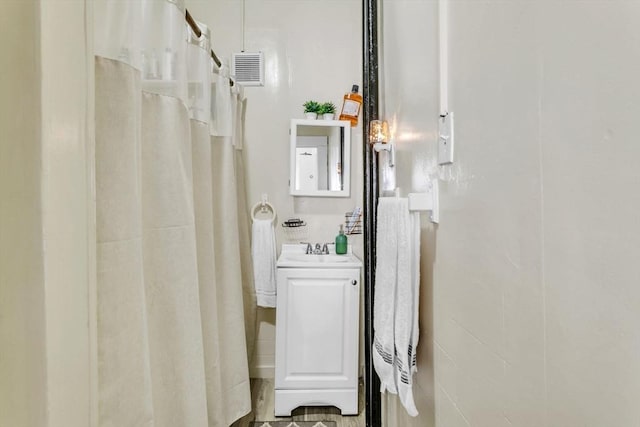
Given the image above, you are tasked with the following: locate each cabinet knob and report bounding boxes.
[351,280,357,286]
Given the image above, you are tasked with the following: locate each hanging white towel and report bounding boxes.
[251,218,277,307]
[396,210,420,416]
[372,197,421,417]
[373,198,404,395]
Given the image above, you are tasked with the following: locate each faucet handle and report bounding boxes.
[302,242,313,254]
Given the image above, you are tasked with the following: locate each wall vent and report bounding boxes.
[232,52,264,86]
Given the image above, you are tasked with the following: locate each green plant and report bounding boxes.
[318,102,336,114]
[303,100,321,113]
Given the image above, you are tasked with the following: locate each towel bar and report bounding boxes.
[408,179,439,224]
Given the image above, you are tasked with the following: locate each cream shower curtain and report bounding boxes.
[94,1,253,425]
[212,68,258,365]
[233,97,257,363]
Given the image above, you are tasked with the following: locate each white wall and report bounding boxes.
[0,2,96,426]
[40,1,97,425]
[187,0,363,377]
[536,3,640,424]
[379,0,439,425]
[382,0,640,426]
[0,2,48,425]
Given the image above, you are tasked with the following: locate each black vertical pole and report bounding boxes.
[363,0,381,426]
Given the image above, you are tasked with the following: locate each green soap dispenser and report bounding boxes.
[335,224,348,255]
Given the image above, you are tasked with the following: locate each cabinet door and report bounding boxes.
[275,268,360,390]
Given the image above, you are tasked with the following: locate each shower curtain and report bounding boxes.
[94,1,253,425]
[212,67,258,365]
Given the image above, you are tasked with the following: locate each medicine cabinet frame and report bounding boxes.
[289,119,351,198]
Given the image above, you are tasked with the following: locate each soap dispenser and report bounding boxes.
[335,224,348,255]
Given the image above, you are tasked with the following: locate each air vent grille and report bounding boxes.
[232,52,264,86]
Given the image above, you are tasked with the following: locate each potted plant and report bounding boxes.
[303,100,321,119]
[319,102,336,120]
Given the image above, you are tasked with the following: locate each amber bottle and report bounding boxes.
[339,84,362,127]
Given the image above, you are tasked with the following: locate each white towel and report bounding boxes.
[251,218,277,307]
[372,197,421,417]
[396,210,420,416]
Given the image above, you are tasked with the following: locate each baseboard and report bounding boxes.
[250,364,275,378]
[274,388,358,416]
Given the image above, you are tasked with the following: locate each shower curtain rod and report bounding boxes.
[185,9,234,86]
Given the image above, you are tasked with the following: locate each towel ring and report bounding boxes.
[251,195,276,223]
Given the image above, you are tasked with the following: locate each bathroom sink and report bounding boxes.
[285,254,350,263]
[277,244,362,268]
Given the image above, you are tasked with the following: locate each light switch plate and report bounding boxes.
[438,112,454,165]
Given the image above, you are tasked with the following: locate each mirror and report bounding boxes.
[289,119,351,197]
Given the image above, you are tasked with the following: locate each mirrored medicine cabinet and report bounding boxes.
[289,119,351,197]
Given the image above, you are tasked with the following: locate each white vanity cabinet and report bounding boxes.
[274,247,362,416]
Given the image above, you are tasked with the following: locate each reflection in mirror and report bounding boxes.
[295,136,329,191]
[290,119,350,197]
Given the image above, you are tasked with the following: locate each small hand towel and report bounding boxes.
[251,218,277,307]
[372,197,421,417]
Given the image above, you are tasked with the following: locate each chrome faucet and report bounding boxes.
[304,242,330,255]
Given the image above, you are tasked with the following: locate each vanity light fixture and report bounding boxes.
[369,119,389,145]
[370,119,395,167]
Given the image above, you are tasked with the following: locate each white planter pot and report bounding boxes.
[304,112,318,120]
[322,113,335,120]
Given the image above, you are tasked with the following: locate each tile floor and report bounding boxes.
[232,378,365,427]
